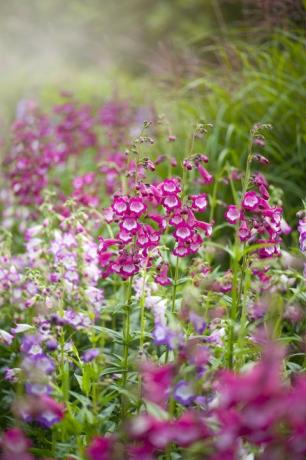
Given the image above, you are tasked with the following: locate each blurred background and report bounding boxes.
[0,0,305,216]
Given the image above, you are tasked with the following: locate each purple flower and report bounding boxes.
[25,383,52,396]
[22,354,55,375]
[173,380,195,406]
[189,311,206,334]
[152,324,183,350]
[82,348,100,363]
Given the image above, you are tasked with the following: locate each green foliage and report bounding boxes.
[154,31,306,220]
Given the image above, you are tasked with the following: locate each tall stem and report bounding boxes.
[139,268,148,351]
[227,131,254,369]
[121,276,133,418]
[172,256,179,314]
[165,256,179,364]
[164,256,180,460]
[138,270,147,410]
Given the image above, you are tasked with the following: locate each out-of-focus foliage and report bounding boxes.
[0,0,305,212]
[156,30,306,219]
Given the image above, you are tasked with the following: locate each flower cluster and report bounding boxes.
[4,101,56,206]
[225,172,289,258]
[54,97,97,160]
[3,97,138,207]
[0,96,304,460]
[98,177,212,279]
[86,345,306,460]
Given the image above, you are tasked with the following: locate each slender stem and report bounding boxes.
[121,276,134,418]
[165,256,180,459]
[165,257,179,365]
[209,176,219,223]
[91,363,99,428]
[172,256,179,314]
[138,269,148,409]
[227,131,254,369]
[236,260,251,369]
[139,270,147,351]
[227,243,240,369]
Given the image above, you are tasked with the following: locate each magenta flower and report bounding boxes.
[155,264,171,286]
[225,205,240,224]
[162,195,181,212]
[160,178,181,195]
[129,197,147,216]
[0,428,34,460]
[238,219,251,241]
[190,194,208,212]
[112,196,129,216]
[86,436,114,460]
[172,411,211,447]
[197,164,214,184]
[174,223,193,242]
[242,191,260,211]
[140,360,173,408]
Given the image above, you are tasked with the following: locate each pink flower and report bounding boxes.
[242,191,260,211]
[183,159,193,170]
[174,223,193,242]
[155,263,171,286]
[174,245,190,257]
[190,194,208,212]
[120,257,139,277]
[238,219,251,241]
[118,229,133,244]
[162,195,181,212]
[259,184,269,200]
[129,197,146,217]
[86,436,114,460]
[225,205,240,224]
[140,360,173,408]
[160,178,181,195]
[112,196,129,216]
[0,428,33,460]
[194,220,213,237]
[173,412,211,447]
[197,164,214,184]
[121,217,139,234]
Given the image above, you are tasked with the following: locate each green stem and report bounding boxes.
[139,270,147,351]
[237,261,251,368]
[165,257,179,365]
[209,176,219,223]
[121,276,134,418]
[227,244,240,369]
[165,257,180,460]
[138,270,148,410]
[172,256,179,314]
[227,131,254,369]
